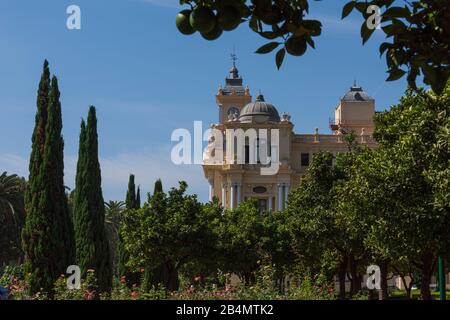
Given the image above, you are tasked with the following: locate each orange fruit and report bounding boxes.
[285,36,307,56]
[189,6,216,33]
[176,10,195,35]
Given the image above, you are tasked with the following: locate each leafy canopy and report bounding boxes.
[176,0,450,94]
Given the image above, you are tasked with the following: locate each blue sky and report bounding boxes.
[0,0,407,202]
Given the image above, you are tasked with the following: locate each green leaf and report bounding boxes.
[303,20,322,37]
[382,6,411,20]
[275,48,286,70]
[385,0,396,8]
[255,42,280,54]
[379,42,392,56]
[342,1,356,19]
[421,65,437,86]
[361,22,376,44]
[407,67,419,91]
[299,0,309,13]
[381,23,396,37]
[355,2,368,14]
[249,16,258,32]
[258,31,279,40]
[386,69,406,81]
[305,36,315,49]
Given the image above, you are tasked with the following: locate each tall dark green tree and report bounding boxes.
[125,174,137,209]
[43,77,75,272]
[22,63,74,295]
[135,186,141,209]
[116,174,140,282]
[73,106,112,292]
[154,179,163,194]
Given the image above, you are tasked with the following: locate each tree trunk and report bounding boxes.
[378,260,388,300]
[420,251,434,300]
[165,262,179,292]
[405,287,412,299]
[349,254,361,296]
[243,272,252,286]
[399,275,412,299]
[338,256,348,299]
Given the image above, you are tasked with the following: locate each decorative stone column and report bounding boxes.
[284,184,290,207]
[221,184,226,206]
[268,197,273,212]
[278,184,283,211]
[208,177,214,202]
[230,183,235,209]
[236,183,242,205]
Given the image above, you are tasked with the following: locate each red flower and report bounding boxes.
[84,290,96,300]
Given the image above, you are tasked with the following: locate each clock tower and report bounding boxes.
[216,58,251,123]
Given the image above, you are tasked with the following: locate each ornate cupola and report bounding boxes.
[331,82,375,135]
[216,53,252,123]
[341,83,374,102]
[239,94,281,123]
[221,55,245,96]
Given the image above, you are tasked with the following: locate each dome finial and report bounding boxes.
[228,48,239,79]
[256,90,265,102]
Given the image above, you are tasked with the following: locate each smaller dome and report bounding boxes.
[342,85,373,102]
[239,94,281,123]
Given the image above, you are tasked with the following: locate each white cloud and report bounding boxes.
[0,154,29,178]
[94,147,208,202]
[0,148,209,203]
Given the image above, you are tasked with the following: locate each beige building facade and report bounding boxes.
[203,64,377,210]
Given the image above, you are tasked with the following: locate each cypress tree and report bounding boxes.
[42,76,75,272]
[154,179,163,194]
[26,60,50,200]
[22,64,74,295]
[22,60,52,294]
[125,174,136,209]
[117,174,140,283]
[73,106,112,292]
[135,186,141,209]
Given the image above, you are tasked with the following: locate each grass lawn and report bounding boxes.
[390,289,450,300]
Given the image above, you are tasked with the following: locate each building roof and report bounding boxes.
[342,84,373,102]
[221,65,245,96]
[239,94,281,123]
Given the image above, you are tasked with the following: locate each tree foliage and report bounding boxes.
[176,0,449,94]
[73,106,112,292]
[22,62,74,295]
[0,172,26,266]
[121,181,217,291]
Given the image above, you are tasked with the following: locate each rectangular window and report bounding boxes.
[301,153,310,167]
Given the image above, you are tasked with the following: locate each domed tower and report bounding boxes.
[239,94,281,123]
[331,83,375,135]
[216,59,252,123]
